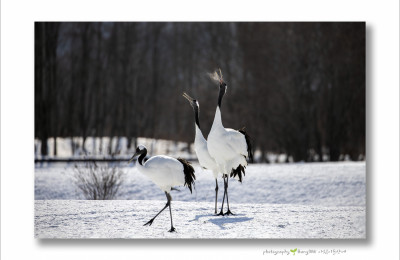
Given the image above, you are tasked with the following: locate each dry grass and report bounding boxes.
[73,161,124,200]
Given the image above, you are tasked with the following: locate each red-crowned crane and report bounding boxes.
[128,145,196,232]
[183,92,221,214]
[207,70,253,215]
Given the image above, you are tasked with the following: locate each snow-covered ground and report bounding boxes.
[35,162,365,207]
[35,200,365,239]
[34,162,366,238]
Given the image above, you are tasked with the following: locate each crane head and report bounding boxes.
[219,81,227,91]
[128,145,147,163]
[218,69,227,91]
[211,69,227,91]
[182,92,199,109]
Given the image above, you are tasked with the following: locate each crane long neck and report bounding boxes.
[194,106,200,129]
[218,86,225,108]
[211,86,226,130]
[194,106,207,142]
[138,149,147,166]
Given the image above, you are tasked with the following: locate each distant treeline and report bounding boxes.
[35,22,365,162]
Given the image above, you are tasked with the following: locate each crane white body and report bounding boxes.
[135,155,186,192]
[207,107,248,178]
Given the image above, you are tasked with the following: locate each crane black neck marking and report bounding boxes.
[218,84,226,108]
[138,149,147,166]
[194,105,200,129]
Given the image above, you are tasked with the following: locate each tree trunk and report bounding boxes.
[40,136,48,156]
[329,146,340,161]
[53,137,57,156]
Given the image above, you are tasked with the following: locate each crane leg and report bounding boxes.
[166,192,176,232]
[214,179,219,214]
[224,177,234,215]
[217,176,227,216]
[144,192,172,230]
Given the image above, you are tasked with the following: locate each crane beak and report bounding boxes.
[218,68,223,84]
[128,152,139,164]
[182,92,193,101]
[182,92,196,107]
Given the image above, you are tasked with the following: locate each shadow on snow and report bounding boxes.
[190,213,254,230]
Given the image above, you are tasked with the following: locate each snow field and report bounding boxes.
[35,162,366,207]
[34,162,366,238]
[34,200,365,239]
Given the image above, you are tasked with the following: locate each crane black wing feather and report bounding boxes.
[238,127,253,163]
[177,158,196,193]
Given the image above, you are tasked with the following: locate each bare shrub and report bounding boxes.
[73,161,124,200]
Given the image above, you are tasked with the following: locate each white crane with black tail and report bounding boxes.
[207,70,253,216]
[183,92,221,214]
[128,145,196,232]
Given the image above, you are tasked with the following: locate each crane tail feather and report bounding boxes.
[177,158,196,193]
[230,164,246,183]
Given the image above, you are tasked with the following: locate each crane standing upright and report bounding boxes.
[183,92,221,214]
[207,70,253,215]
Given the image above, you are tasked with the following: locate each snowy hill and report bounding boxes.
[34,200,365,239]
